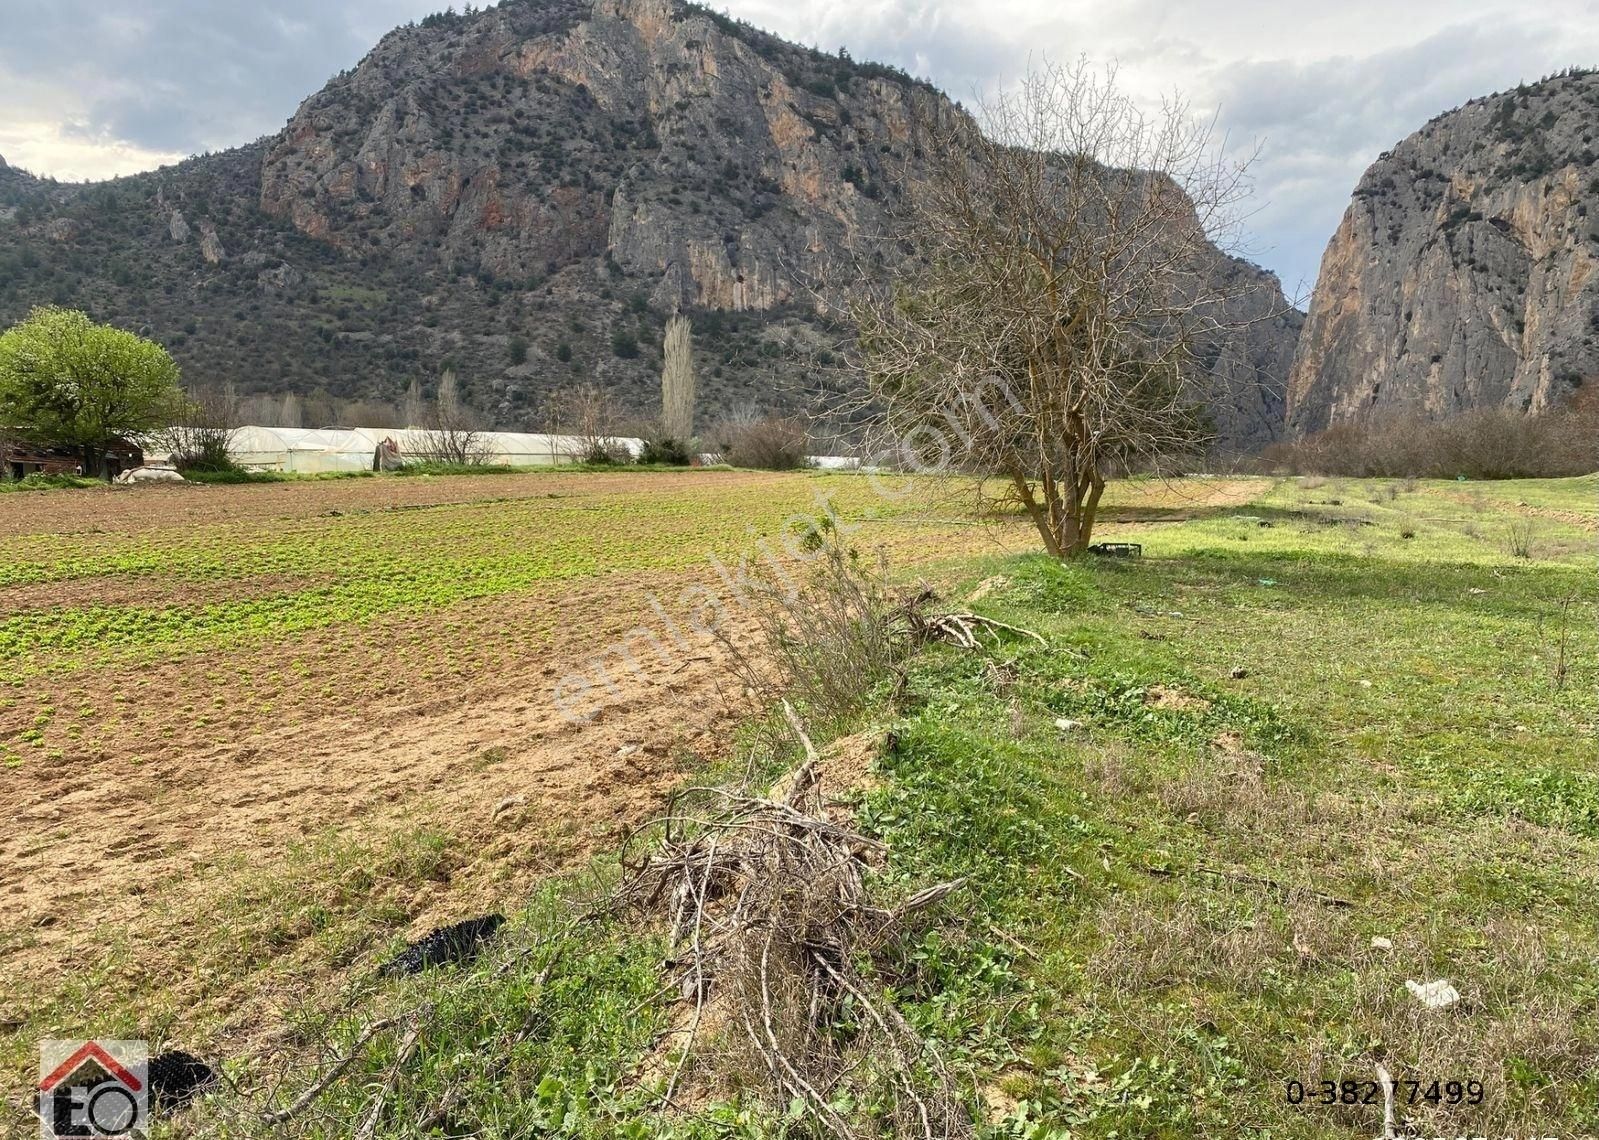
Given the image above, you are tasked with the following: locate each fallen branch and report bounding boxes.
[260,1017,401,1125]
[1135,863,1354,908]
[1192,865,1355,909]
[987,923,1041,961]
[354,1010,427,1140]
[897,587,1045,651]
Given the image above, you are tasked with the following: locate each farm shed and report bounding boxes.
[2,435,144,480]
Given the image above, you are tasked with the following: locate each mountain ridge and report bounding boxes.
[0,0,1300,452]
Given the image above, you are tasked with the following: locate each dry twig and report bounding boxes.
[259,1017,401,1125]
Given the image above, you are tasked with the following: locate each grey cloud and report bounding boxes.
[1203,20,1585,292]
[0,0,432,154]
[2,0,1595,292]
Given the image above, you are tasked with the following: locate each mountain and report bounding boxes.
[1287,70,1599,435]
[0,0,1299,451]
[0,152,41,199]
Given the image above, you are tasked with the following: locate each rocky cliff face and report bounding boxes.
[256,0,952,317]
[0,0,1298,450]
[1288,71,1599,434]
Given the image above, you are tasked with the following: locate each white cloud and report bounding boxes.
[0,121,185,183]
[719,0,1599,292]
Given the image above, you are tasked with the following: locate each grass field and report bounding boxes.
[0,470,1593,1137]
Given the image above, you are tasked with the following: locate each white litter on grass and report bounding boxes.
[1054,718,1084,732]
[115,466,185,484]
[1358,679,1373,688]
[1405,979,1460,1009]
[1371,936,1394,951]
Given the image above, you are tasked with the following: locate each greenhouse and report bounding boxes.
[213,427,644,473]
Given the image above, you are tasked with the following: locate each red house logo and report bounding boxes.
[37,1039,148,1138]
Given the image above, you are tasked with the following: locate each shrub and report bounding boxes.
[1262,391,1598,479]
[715,525,904,729]
[581,441,631,465]
[717,415,811,470]
[1504,519,1537,559]
[638,434,693,465]
[0,472,102,493]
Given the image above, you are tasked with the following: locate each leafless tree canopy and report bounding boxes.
[853,59,1264,556]
[1262,388,1599,479]
[402,376,425,430]
[278,393,303,429]
[708,411,812,470]
[546,382,630,464]
[156,382,242,472]
[403,369,490,465]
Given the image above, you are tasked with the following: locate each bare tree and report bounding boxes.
[852,59,1261,556]
[402,376,425,429]
[156,382,241,472]
[712,412,812,470]
[278,392,303,429]
[404,369,490,465]
[662,311,696,443]
[547,382,628,464]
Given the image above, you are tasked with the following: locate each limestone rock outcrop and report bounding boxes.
[1288,70,1599,434]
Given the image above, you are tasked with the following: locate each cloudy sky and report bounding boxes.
[1,0,1595,298]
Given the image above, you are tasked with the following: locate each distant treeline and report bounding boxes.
[1261,389,1597,480]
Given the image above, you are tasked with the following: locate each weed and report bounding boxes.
[1504,519,1538,559]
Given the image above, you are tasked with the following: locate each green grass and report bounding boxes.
[0,472,913,674]
[196,480,1597,1135]
[859,474,1596,1137]
[181,468,377,485]
[10,475,1596,1139]
[0,472,104,492]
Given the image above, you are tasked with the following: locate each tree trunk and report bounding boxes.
[1055,474,1106,557]
[81,445,107,481]
[1008,470,1062,558]
[1078,476,1106,552]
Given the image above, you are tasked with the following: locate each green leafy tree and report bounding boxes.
[0,307,182,477]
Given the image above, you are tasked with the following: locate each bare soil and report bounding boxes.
[0,471,1042,1068]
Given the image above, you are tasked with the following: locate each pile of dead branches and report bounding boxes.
[613,721,972,1140]
[894,586,1046,652]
